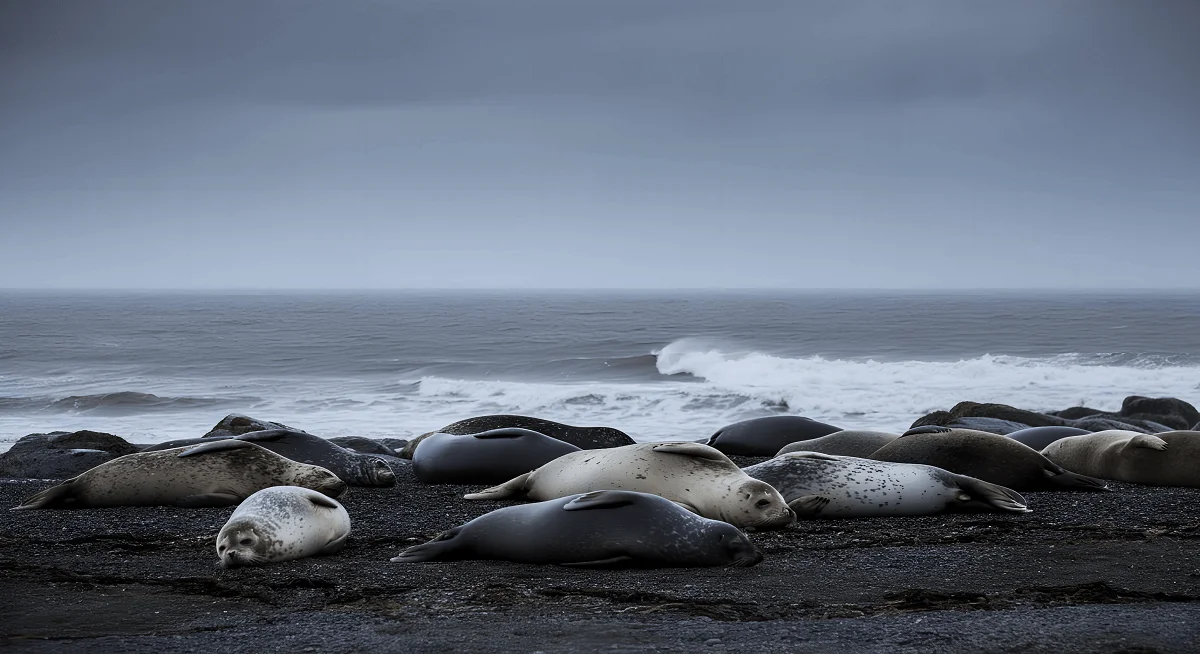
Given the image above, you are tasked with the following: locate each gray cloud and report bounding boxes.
[2,0,1197,289]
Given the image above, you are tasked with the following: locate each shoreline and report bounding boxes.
[3,459,1199,653]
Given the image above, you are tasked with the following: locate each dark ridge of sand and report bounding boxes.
[2,461,1199,653]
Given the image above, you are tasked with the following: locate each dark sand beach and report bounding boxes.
[3,458,1198,654]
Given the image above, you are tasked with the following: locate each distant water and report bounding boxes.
[1,291,1198,450]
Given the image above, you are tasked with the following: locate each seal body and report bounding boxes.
[1006,426,1091,451]
[217,486,351,567]
[776,430,899,458]
[14,440,347,509]
[412,428,581,484]
[743,452,1029,517]
[870,427,1108,492]
[708,416,842,456]
[146,429,396,487]
[1041,430,1200,487]
[464,442,794,530]
[392,490,763,567]
[402,415,635,457]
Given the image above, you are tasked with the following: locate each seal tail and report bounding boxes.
[463,472,532,501]
[12,479,79,510]
[389,527,463,563]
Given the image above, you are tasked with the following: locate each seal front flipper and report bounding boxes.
[560,556,635,568]
[318,532,349,555]
[651,442,732,463]
[177,439,256,458]
[562,491,637,511]
[902,426,952,437]
[12,478,81,510]
[176,492,244,507]
[463,472,532,501]
[1129,434,1169,451]
[787,495,831,517]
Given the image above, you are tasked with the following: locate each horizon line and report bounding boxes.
[1,287,1198,293]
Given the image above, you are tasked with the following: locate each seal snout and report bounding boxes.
[320,476,349,498]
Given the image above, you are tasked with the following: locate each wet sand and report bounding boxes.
[2,460,1199,653]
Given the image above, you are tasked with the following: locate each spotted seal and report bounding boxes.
[13,440,347,509]
[744,452,1029,517]
[464,442,794,530]
[217,485,351,567]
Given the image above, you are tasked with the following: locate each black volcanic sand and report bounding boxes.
[3,459,1200,653]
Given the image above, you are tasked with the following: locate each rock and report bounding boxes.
[1053,406,1106,420]
[912,402,1065,430]
[1119,396,1200,430]
[202,414,304,438]
[328,436,398,457]
[380,438,410,454]
[911,401,1173,435]
[0,430,140,479]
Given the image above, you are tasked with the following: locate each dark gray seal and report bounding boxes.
[776,430,898,458]
[145,429,397,487]
[707,416,843,457]
[0,430,141,479]
[1006,426,1091,451]
[391,489,763,567]
[870,427,1108,492]
[13,440,347,509]
[327,436,398,457]
[412,428,581,484]
[400,415,635,458]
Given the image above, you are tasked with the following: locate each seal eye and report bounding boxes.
[239,538,253,546]
[755,499,771,508]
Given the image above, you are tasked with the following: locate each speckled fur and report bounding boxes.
[217,486,351,567]
[743,452,1029,517]
[393,490,762,567]
[14,441,347,509]
[464,442,794,530]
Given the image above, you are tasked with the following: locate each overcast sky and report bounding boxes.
[1,1,1197,289]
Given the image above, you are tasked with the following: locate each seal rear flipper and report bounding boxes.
[787,495,831,517]
[463,472,532,501]
[952,475,1030,513]
[178,440,256,458]
[562,491,637,511]
[651,442,732,463]
[175,492,244,507]
[560,556,635,568]
[390,527,464,563]
[1042,468,1110,492]
[1129,434,1169,451]
[234,429,296,443]
[12,479,80,510]
[308,493,341,509]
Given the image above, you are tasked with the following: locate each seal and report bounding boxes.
[1041,429,1200,487]
[13,440,347,510]
[743,452,1029,517]
[776,430,899,458]
[412,428,581,484]
[1006,426,1091,451]
[400,415,635,458]
[328,436,398,457]
[392,490,763,567]
[869,427,1108,492]
[707,416,842,457]
[463,442,795,530]
[217,485,351,567]
[145,429,397,487]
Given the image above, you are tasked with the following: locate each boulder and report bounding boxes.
[1119,396,1200,430]
[911,400,1177,435]
[0,430,140,479]
[202,414,304,438]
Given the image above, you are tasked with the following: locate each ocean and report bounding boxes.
[1,290,1198,450]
